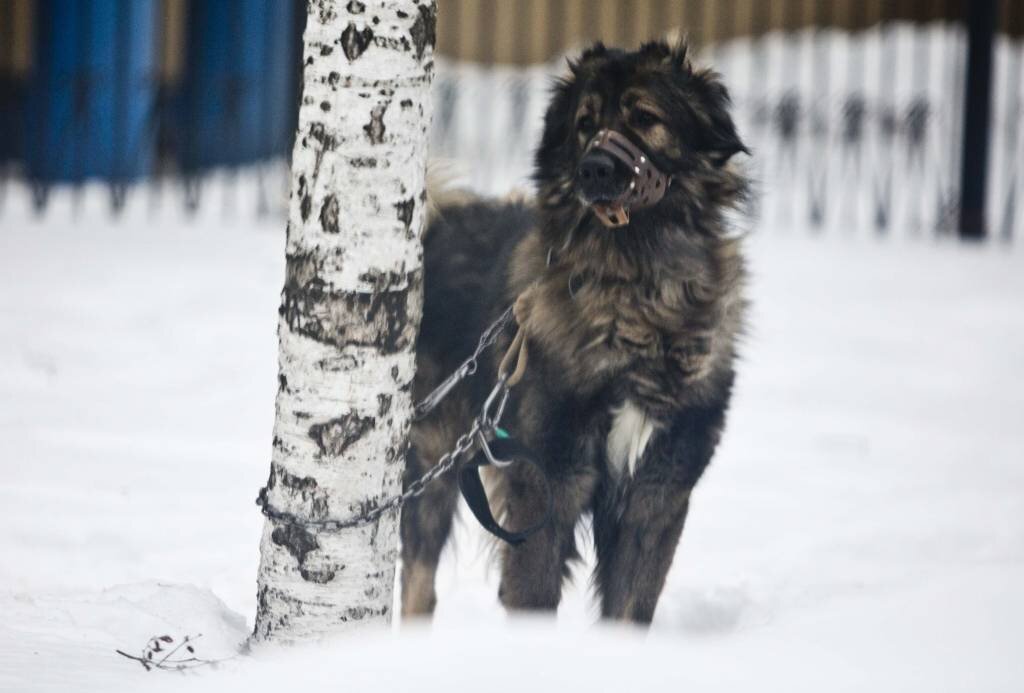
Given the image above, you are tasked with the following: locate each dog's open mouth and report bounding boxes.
[592,201,630,228]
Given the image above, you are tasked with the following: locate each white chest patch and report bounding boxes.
[606,401,659,479]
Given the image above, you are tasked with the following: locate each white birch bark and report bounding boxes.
[252,0,435,643]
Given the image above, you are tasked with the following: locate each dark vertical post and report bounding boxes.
[958,0,996,240]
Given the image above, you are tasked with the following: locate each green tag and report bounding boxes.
[494,427,510,439]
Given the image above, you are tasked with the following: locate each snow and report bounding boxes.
[2,175,1022,691]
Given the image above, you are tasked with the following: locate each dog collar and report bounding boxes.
[586,129,671,227]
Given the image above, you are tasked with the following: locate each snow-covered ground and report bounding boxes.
[1,180,1023,691]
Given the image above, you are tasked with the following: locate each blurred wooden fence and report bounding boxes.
[1,0,1020,238]
[431,0,1023,240]
[435,0,1024,65]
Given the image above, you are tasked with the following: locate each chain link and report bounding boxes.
[412,305,514,421]
[256,306,516,532]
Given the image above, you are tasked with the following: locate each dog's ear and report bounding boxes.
[579,42,607,63]
[640,40,672,62]
[638,37,688,69]
[641,39,689,70]
[568,42,608,77]
[691,70,749,165]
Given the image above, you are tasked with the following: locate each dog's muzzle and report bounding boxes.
[582,129,671,228]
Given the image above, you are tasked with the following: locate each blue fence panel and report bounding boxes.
[0,79,23,163]
[178,0,298,171]
[260,0,301,160]
[24,0,159,183]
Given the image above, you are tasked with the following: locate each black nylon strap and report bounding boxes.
[458,437,553,545]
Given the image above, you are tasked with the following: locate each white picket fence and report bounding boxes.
[431,23,1022,240]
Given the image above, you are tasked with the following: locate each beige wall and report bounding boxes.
[2,1,1020,76]
[0,0,33,76]
[0,0,186,79]
[438,0,1021,65]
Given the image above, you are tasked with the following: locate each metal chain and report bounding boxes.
[411,304,515,421]
[257,421,481,531]
[256,305,516,532]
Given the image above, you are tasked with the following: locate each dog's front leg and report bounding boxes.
[594,475,692,624]
[594,402,728,624]
[498,461,596,613]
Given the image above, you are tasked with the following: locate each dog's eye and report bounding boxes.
[631,108,660,129]
[576,114,596,133]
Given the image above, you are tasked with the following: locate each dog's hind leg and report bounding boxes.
[400,428,460,619]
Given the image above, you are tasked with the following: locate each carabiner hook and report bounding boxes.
[475,429,515,468]
[480,375,510,432]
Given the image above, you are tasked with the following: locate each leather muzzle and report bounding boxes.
[585,129,671,227]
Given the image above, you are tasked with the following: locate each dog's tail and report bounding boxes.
[425,159,477,231]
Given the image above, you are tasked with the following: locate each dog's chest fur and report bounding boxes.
[606,400,659,478]
[508,230,741,418]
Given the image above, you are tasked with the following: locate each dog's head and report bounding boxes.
[535,40,748,229]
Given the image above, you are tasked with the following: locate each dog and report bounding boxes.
[401,39,749,624]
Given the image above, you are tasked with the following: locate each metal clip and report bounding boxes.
[476,428,515,468]
[413,360,476,421]
[480,375,510,432]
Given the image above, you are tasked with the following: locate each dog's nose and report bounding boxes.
[577,150,626,201]
[578,151,616,184]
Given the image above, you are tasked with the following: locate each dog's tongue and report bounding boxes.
[593,202,629,228]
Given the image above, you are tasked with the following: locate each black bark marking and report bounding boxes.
[266,463,330,519]
[281,252,322,326]
[394,197,415,235]
[358,268,412,291]
[304,123,337,208]
[346,0,365,13]
[377,393,392,417]
[365,290,412,352]
[320,45,333,56]
[339,605,387,622]
[400,98,413,109]
[271,524,317,567]
[341,23,373,61]
[410,4,437,60]
[271,522,335,583]
[320,194,340,234]
[309,413,375,457]
[299,567,336,583]
[308,122,337,149]
[298,175,311,222]
[320,101,331,112]
[315,3,337,25]
[328,71,341,88]
[363,101,389,144]
[372,35,411,53]
[281,255,419,353]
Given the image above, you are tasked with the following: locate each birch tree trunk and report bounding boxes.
[252,0,435,643]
